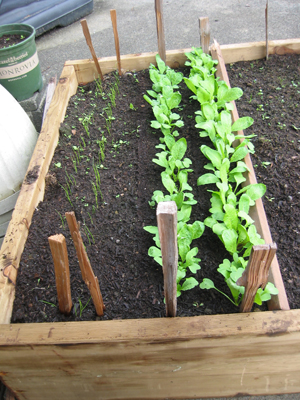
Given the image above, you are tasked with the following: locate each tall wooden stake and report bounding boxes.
[48,234,72,315]
[155,0,166,62]
[265,0,269,60]
[156,201,178,317]
[237,243,277,313]
[110,9,122,76]
[65,212,104,316]
[199,17,210,54]
[80,19,103,80]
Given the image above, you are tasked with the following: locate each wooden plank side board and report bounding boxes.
[219,38,300,64]
[210,41,290,312]
[1,310,300,399]
[0,66,78,325]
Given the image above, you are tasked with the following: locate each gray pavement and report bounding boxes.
[34,1,300,399]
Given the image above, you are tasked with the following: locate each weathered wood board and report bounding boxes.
[0,38,300,400]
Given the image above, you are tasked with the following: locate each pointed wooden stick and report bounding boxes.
[110,9,122,76]
[80,18,103,80]
[65,212,104,316]
[48,234,72,315]
[157,201,178,317]
[265,0,269,60]
[237,243,277,313]
[155,0,166,62]
[199,17,210,54]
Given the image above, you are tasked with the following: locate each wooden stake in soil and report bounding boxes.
[265,0,269,60]
[65,211,104,316]
[48,234,72,315]
[237,243,277,313]
[110,9,122,76]
[156,201,178,317]
[155,0,166,62]
[199,17,210,54]
[80,19,103,80]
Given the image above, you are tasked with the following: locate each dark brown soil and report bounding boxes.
[227,54,300,309]
[10,53,300,324]
[0,34,27,49]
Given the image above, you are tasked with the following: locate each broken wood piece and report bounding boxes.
[237,243,277,313]
[80,18,103,80]
[199,17,210,54]
[156,201,178,317]
[65,211,104,316]
[155,0,166,62]
[110,9,122,76]
[265,0,269,60]
[48,234,72,315]
[42,75,57,125]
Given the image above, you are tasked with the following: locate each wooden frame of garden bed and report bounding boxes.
[0,38,300,400]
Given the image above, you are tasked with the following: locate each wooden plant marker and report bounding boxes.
[199,17,210,54]
[65,211,104,316]
[265,0,269,60]
[155,0,166,62]
[156,201,178,317]
[110,9,122,76]
[237,243,277,313]
[48,234,72,315]
[80,18,103,80]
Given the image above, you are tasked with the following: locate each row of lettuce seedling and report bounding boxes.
[145,49,278,307]
[143,55,205,297]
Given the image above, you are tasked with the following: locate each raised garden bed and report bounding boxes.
[0,38,300,400]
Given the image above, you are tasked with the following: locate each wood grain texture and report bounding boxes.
[0,66,78,325]
[48,234,72,314]
[80,19,103,80]
[238,244,277,312]
[199,17,210,54]
[157,201,178,317]
[65,212,104,316]
[110,9,122,75]
[1,310,300,399]
[155,0,166,62]
[210,40,290,312]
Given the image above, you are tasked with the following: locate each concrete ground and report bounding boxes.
[18,1,300,399]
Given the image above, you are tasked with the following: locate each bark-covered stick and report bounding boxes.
[199,17,210,54]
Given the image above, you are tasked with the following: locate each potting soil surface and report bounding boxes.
[11,53,300,323]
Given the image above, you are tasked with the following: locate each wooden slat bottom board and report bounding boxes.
[1,310,300,399]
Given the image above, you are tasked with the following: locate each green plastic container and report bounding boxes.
[0,24,43,101]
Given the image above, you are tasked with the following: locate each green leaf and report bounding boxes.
[148,246,161,258]
[200,278,215,290]
[201,145,222,169]
[171,192,184,209]
[202,103,215,121]
[183,77,197,95]
[197,173,220,186]
[217,259,232,279]
[218,86,243,103]
[222,229,238,254]
[177,204,192,223]
[246,183,266,201]
[161,171,176,194]
[167,93,182,110]
[189,263,201,273]
[151,120,161,129]
[231,116,254,132]
[230,146,249,163]
[171,138,187,161]
[181,277,198,291]
[223,204,238,231]
[197,87,211,103]
[144,226,159,235]
[164,133,176,151]
[190,220,205,240]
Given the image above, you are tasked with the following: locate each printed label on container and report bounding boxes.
[0,52,39,79]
